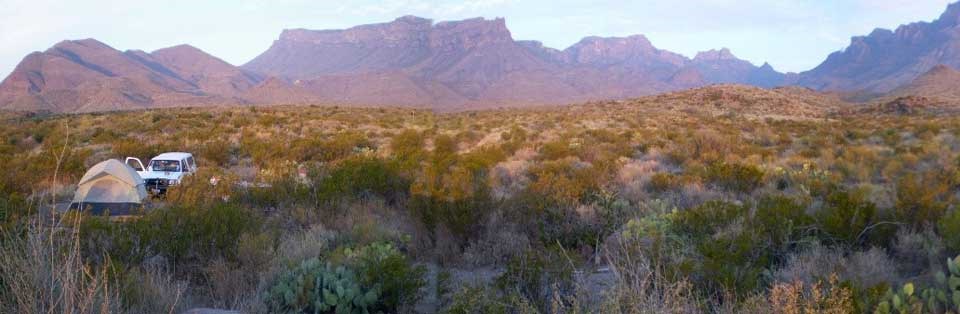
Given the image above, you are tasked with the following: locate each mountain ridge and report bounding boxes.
[14,4,960,113]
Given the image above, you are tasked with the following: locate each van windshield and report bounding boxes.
[150,160,180,172]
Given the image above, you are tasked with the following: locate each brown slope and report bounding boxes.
[0,40,295,112]
[0,39,234,112]
[150,44,264,98]
[890,64,960,100]
[847,64,960,115]
[630,84,842,119]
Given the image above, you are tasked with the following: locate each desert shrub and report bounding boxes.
[538,140,577,161]
[753,196,815,258]
[892,227,946,275]
[495,249,575,312]
[317,156,409,204]
[82,203,261,270]
[390,129,425,171]
[938,209,960,254]
[408,188,493,245]
[670,198,817,296]
[817,189,882,246]
[118,267,188,313]
[0,192,27,229]
[165,168,237,207]
[527,158,601,205]
[462,223,531,267]
[647,172,680,193]
[199,139,233,166]
[291,133,370,163]
[237,175,314,209]
[443,284,509,314]
[895,173,949,228]
[764,274,855,314]
[703,161,765,193]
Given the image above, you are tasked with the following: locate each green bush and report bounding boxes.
[347,242,426,311]
[81,203,261,268]
[266,242,424,313]
[817,189,880,246]
[264,258,379,314]
[938,209,960,253]
[671,201,768,294]
[317,157,409,203]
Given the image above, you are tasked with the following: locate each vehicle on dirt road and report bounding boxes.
[125,152,197,195]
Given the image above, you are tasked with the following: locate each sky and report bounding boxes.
[0,0,955,77]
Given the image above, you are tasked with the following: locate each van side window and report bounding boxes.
[187,157,196,171]
[181,159,191,172]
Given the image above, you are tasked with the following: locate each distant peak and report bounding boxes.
[434,16,507,31]
[394,15,432,24]
[694,48,737,61]
[154,44,203,54]
[867,28,894,38]
[573,34,653,48]
[924,64,958,75]
[54,38,111,49]
[431,17,512,43]
[939,1,960,25]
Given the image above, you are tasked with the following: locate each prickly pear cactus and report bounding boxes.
[264,258,380,314]
[875,255,960,314]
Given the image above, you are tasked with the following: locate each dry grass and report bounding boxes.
[0,214,124,314]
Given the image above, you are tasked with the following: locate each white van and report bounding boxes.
[125,152,197,194]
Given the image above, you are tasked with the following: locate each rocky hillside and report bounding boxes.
[0,39,266,112]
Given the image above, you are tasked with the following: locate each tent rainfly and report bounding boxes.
[71,159,148,215]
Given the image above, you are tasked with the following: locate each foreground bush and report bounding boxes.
[265,242,425,313]
[80,203,261,270]
[1,216,123,313]
[264,258,379,314]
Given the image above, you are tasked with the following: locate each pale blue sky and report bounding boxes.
[0,0,954,77]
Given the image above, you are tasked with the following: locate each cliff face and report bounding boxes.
[238,16,782,110]
[798,2,960,94]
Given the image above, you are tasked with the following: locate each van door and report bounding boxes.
[125,157,146,176]
[187,156,197,173]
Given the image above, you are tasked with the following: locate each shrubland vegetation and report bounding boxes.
[1,100,959,313]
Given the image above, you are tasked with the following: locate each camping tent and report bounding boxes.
[71,159,148,215]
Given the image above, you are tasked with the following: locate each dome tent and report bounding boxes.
[70,159,148,215]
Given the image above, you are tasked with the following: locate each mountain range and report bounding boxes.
[4,2,960,113]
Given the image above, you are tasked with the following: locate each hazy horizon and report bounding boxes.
[0,0,954,79]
